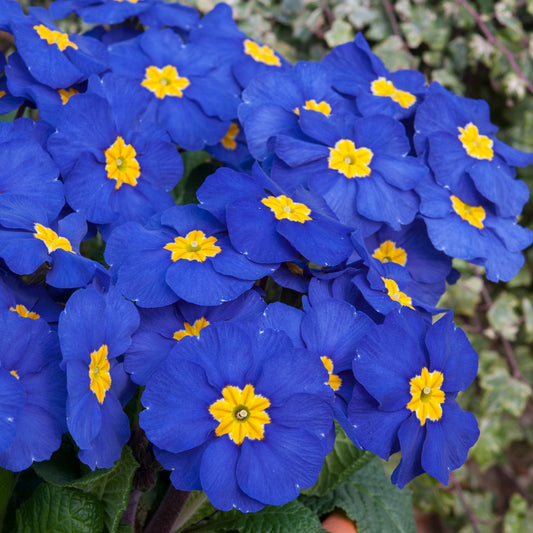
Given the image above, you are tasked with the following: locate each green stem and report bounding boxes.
[144,486,190,533]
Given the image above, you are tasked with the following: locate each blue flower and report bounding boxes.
[260,298,373,446]
[238,61,356,161]
[105,204,276,307]
[198,164,355,267]
[322,33,427,120]
[348,310,479,488]
[125,289,266,385]
[271,111,427,229]
[108,28,239,150]
[414,82,532,217]
[189,3,290,91]
[417,173,533,282]
[58,282,139,469]
[140,322,334,511]
[0,310,66,471]
[0,53,25,115]
[47,73,183,236]
[9,7,108,89]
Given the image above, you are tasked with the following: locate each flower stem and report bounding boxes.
[144,486,190,533]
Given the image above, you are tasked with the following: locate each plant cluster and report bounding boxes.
[0,1,532,532]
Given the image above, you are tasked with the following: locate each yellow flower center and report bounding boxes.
[220,123,240,150]
[209,384,271,445]
[164,230,221,262]
[406,367,445,425]
[321,356,342,391]
[104,136,140,190]
[287,262,304,276]
[33,25,78,51]
[328,139,373,179]
[0,91,6,99]
[381,277,414,309]
[372,240,407,266]
[173,317,210,341]
[370,77,416,109]
[243,39,281,66]
[10,369,19,380]
[9,304,40,320]
[141,65,190,99]
[58,88,79,105]
[261,195,312,223]
[114,0,142,3]
[293,99,332,117]
[33,223,75,254]
[450,195,486,230]
[457,123,494,161]
[89,344,111,404]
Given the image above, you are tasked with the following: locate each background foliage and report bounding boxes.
[4,1,533,532]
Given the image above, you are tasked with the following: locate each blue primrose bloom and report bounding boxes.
[108,28,239,150]
[414,83,533,218]
[48,74,182,236]
[321,33,427,120]
[140,321,335,512]
[260,299,374,445]
[238,61,356,161]
[0,54,25,115]
[58,283,139,469]
[0,199,101,289]
[198,165,355,267]
[105,204,277,308]
[189,2,291,91]
[271,110,427,230]
[124,288,266,386]
[206,119,254,172]
[0,310,66,471]
[417,174,533,282]
[348,309,480,488]
[9,7,108,89]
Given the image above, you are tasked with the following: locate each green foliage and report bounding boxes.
[15,484,104,533]
[302,424,374,497]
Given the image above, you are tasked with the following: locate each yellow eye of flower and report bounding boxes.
[450,195,486,230]
[321,356,342,391]
[33,223,75,254]
[370,77,416,109]
[104,136,140,190]
[89,344,111,404]
[164,230,221,262]
[58,88,79,105]
[372,240,407,266]
[173,317,210,341]
[209,384,271,445]
[33,24,78,51]
[220,123,240,150]
[9,304,40,320]
[293,99,332,117]
[0,91,6,99]
[141,65,190,99]
[10,369,19,380]
[406,367,445,425]
[457,123,494,161]
[328,139,373,179]
[381,277,414,309]
[243,39,281,66]
[261,195,312,223]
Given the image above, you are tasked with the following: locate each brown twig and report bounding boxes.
[380,0,412,60]
[455,0,533,95]
[450,472,481,533]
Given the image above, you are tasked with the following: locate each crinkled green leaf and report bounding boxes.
[333,458,416,533]
[192,500,322,533]
[69,446,138,533]
[302,424,374,497]
[16,484,104,533]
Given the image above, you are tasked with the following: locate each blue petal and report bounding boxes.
[0,369,25,453]
[391,414,426,488]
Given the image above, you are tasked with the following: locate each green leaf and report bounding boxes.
[192,500,322,533]
[480,366,531,417]
[302,424,374,497]
[69,446,139,533]
[334,458,416,533]
[0,467,14,527]
[503,494,533,533]
[324,19,355,48]
[373,36,417,71]
[175,492,215,532]
[15,484,104,533]
[487,292,521,341]
[438,275,483,317]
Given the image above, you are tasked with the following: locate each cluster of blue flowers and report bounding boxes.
[0,0,531,513]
